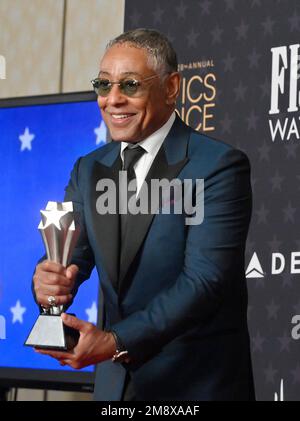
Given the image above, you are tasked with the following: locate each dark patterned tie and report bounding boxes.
[120,145,146,249]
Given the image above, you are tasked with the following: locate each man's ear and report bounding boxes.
[165,72,181,105]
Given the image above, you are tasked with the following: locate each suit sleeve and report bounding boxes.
[111,148,252,363]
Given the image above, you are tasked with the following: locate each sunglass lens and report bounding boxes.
[121,79,139,96]
[95,79,111,96]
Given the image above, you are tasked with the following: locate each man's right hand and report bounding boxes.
[33,261,79,308]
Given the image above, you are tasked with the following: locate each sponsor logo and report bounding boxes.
[246,252,264,278]
[176,59,216,132]
[246,251,300,277]
[269,44,300,142]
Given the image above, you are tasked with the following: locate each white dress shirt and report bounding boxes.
[120,112,176,194]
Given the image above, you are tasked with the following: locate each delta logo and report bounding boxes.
[245,252,264,278]
[246,252,300,278]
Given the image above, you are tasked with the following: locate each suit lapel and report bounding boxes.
[90,143,121,291]
[118,116,190,293]
[90,117,191,295]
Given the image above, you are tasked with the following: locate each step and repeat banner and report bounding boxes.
[125,0,300,401]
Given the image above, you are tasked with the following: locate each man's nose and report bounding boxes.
[106,84,127,106]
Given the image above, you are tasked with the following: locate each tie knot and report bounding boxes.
[122,145,146,171]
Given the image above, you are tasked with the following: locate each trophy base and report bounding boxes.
[24,313,79,351]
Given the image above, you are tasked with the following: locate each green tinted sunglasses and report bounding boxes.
[91,75,159,97]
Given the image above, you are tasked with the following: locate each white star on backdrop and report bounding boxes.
[94,121,107,145]
[19,127,35,151]
[10,300,26,324]
[85,301,98,324]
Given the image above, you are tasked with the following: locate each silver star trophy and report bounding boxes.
[25,201,81,351]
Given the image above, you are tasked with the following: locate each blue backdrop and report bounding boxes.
[0,98,106,373]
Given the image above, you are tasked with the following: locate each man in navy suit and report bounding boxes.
[33,29,255,401]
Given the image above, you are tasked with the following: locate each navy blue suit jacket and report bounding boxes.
[64,116,255,401]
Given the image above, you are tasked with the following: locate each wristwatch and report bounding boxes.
[110,330,130,363]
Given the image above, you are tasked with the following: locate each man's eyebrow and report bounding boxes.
[98,70,143,78]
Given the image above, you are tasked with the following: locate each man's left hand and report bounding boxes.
[35,313,116,369]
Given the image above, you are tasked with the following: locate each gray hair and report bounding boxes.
[106,28,178,76]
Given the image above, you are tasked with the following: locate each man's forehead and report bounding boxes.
[99,44,150,71]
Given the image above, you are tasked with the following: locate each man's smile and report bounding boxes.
[108,112,138,126]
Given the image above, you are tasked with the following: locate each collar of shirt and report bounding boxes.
[120,111,176,162]
[119,112,176,194]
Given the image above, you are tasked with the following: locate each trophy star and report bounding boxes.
[40,209,69,230]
